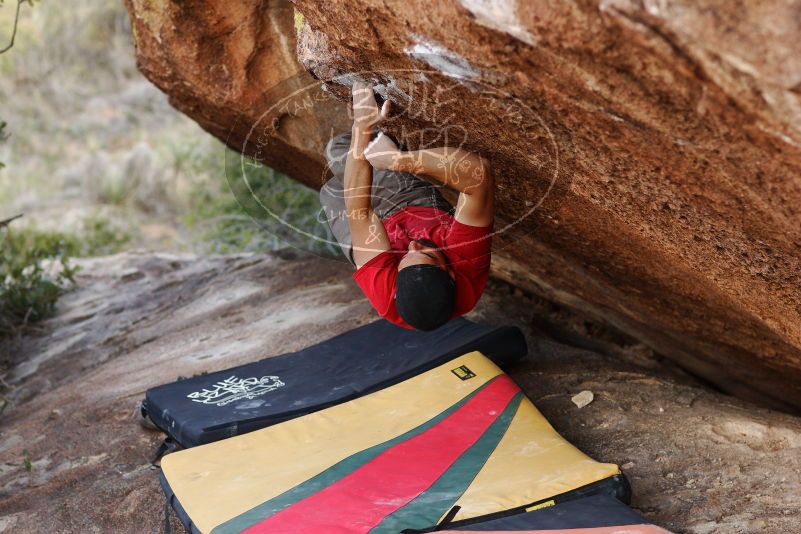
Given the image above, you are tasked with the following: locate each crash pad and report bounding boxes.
[160,351,627,533]
[441,495,672,533]
[143,318,526,447]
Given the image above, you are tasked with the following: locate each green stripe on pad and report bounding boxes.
[369,393,523,533]
[211,377,501,534]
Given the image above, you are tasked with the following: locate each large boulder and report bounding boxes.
[124,0,801,411]
[124,0,350,187]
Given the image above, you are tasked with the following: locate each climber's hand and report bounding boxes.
[351,82,390,131]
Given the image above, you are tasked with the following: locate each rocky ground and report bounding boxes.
[1,252,800,533]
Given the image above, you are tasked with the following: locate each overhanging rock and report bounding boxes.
[125,0,801,412]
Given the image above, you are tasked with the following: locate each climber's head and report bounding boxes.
[395,239,455,331]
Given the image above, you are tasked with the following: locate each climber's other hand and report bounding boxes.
[352,82,390,131]
[364,132,402,170]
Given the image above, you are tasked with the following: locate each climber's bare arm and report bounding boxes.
[393,147,494,227]
[344,126,390,268]
[345,83,391,268]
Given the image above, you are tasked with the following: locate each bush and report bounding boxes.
[0,215,130,384]
[185,150,339,257]
[80,215,131,256]
[0,223,77,341]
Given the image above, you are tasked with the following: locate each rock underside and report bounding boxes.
[124,0,801,412]
[1,252,800,533]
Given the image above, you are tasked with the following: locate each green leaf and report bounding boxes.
[22,449,32,472]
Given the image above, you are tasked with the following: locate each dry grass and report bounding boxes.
[0,0,277,253]
[1,0,337,252]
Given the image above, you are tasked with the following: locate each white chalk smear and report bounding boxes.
[458,0,536,46]
[405,36,480,81]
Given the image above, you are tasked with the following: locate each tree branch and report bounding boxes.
[0,213,23,229]
[0,0,23,55]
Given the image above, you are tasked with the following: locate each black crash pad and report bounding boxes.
[142,318,527,447]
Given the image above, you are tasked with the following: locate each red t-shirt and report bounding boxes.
[353,206,492,329]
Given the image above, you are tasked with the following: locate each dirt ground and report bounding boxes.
[1,251,800,533]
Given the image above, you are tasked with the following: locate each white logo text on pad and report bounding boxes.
[187,375,285,406]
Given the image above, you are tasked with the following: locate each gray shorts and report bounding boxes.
[319,132,453,265]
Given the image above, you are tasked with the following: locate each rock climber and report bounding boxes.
[319,82,494,331]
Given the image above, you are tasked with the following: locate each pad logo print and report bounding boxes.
[187,375,285,406]
[451,365,476,381]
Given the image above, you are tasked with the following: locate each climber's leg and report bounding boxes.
[319,131,455,265]
[366,132,453,219]
[371,167,454,220]
[320,132,356,265]
[324,131,352,180]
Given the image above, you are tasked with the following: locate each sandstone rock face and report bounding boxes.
[1,252,800,533]
[124,0,801,411]
[124,0,350,187]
